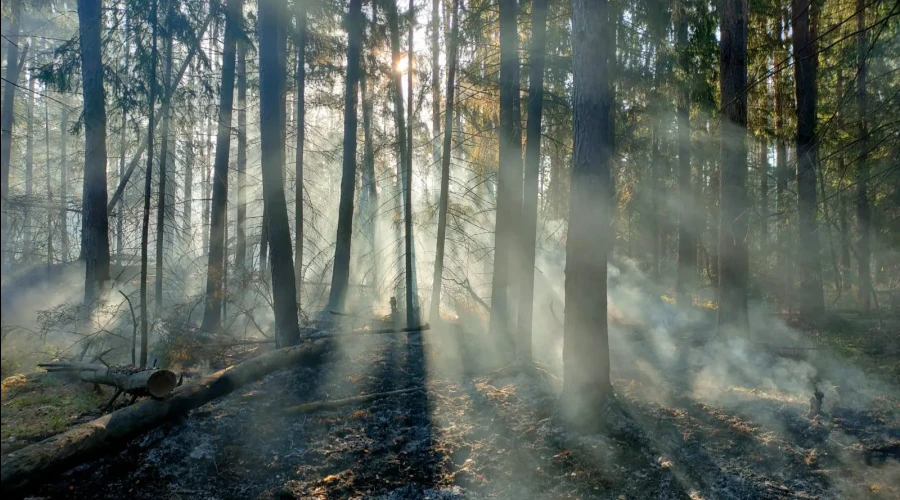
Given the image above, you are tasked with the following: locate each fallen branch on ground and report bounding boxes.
[2,340,332,494]
[283,387,423,416]
[37,362,177,399]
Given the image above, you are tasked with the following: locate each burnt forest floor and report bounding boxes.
[13,317,900,500]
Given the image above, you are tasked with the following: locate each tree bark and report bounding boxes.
[117,18,129,262]
[430,0,441,171]
[37,362,178,398]
[326,0,364,315]
[78,0,111,305]
[517,0,548,362]
[404,0,419,326]
[294,1,308,309]
[2,340,331,494]
[489,0,523,352]
[259,0,300,346]
[60,103,69,262]
[201,0,241,333]
[793,0,824,321]
[360,5,378,296]
[140,0,160,369]
[774,13,790,307]
[716,0,749,331]
[675,3,694,308]
[0,19,23,268]
[155,1,176,314]
[855,0,870,312]
[561,0,614,427]
[429,0,460,323]
[235,42,248,269]
[24,74,35,259]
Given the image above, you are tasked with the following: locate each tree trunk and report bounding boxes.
[793,0,824,321]
[429,0,460,323]
[78,0,111,305]
[0,19,23,268]
[430,0,441,172]
[488,0,523,352]
[716,0,749,331]
[44,92,54,268]
[855,0,870,312]
[759,135,768,244]
[235,42,248,269]
[404,0,418,326]
[294,2,307,309]
[155,1,176,315]
[326,0,364,315]
[201,0,241,333]
[38,362,178,398]
[675,4,695,308]
[2,340,331,494]
[360,5,378,296]
[386,0,409,311]
[60,103,69,262]
[562,0,613,427]
[117,21,129,263]
[140,0,160,368]
[774,13,790,308]
[24,74,35,259]
[835,68,851,278]
[182,125,193,248]
[259,0,300,346]
[517,0,548,363]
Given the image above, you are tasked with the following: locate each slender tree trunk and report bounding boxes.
[183,128,193,248]
[294,2,307,309]
[0,19,23,268]
[360,5,378,295]
[327,0,364,315]
[386,0,409,309]
[235,42,248,269]
[675,4,695,307]
[517,0,548,363]
[430,0,441,170]
[429,0,460,323]
[855,0,870,312]
[793,0,824,320]
[24,75,35,259]
[140,0,160,368]
[78,0,111,305]
[154,2,175,314]
[117,16,130,262]
[836,68,851,278]
[759,137,768,244]
[201,0,241,333]
[489,0,523,351]
[60,101,69,261]
[404,0,418,326]
[716,0,749,331]
[259,0,300,345]
[44,91,53,267]
[562,0,613,427]
[774,13,790,308]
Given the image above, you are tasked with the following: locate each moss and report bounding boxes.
[1,372,108,442]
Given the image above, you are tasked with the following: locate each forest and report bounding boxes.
[0,0,898,497]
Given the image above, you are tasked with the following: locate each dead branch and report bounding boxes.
[37,362,178,399]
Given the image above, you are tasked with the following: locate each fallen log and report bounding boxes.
[283,387,423,416]
[37,363,178,398]
[1,339,331,494]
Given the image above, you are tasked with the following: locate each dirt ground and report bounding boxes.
[11,319,897,500]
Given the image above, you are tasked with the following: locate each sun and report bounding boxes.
[394,55,409,74]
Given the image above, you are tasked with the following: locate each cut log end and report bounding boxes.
[146,370,178,398]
